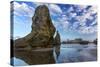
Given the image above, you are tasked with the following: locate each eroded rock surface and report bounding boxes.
[13,5,61,65]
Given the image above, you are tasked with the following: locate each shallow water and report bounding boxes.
[11,43,97,66]
[57,43,97,63]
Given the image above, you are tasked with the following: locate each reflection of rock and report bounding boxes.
[12,5,61,65]
[54,31,61,58]
[14,49,55,65]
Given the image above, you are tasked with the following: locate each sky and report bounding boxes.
[11,1,97,41]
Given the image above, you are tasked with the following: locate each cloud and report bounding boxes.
[77,6,97,21]
[91,18,97,26]
[53,14,69,33]
[74,5,87,12]
[71,5,97,34]
[49,4,62,14]
[68,12,77,19]
[67,6,74,12]
[75,8,96,23]
[72,22,80,29]
[64,6,77,19]
[48,4,62,16]
[60,14,68,21]
[88,6,97,14]
[75,15,87,24]
[78,26,97,34]
[13,2,35,17]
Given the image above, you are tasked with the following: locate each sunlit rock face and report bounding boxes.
[13,5,61,65]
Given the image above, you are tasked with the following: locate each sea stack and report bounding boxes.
[13,5,61,65]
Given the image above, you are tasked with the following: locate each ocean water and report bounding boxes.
[11,43,97,66]
[57,43,97,63]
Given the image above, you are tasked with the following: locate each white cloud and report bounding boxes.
[62,21,69,29]
[67,6,74,13]
[60,14,68,21]
[69,12,77,18]
[56,17,69,32]
[72,22,79,29]
[63,6,76,19]
[52,14,69,32]
[48,4,62,15]
[78,26,97,34]
[75,15,86,23]
[88,6,97,14]
[74,5,87,12]
[71,5,97,34]
[91,18,97,26]
[13,2,35,17]
[75,6,97,21]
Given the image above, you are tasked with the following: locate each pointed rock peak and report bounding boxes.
[36,5,48,10]
[34,5,49,16]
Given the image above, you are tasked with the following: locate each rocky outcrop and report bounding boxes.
[13,5,61,65]
[14,5,56,48]
[54,31,61,58]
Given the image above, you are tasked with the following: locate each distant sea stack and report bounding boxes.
[13,5,61,65]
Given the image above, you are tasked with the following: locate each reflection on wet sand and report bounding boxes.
[13,43,61,65]
[14,48,56,65]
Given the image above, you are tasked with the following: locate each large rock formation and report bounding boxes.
[12,5,61,65]
[14,5,56,48]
